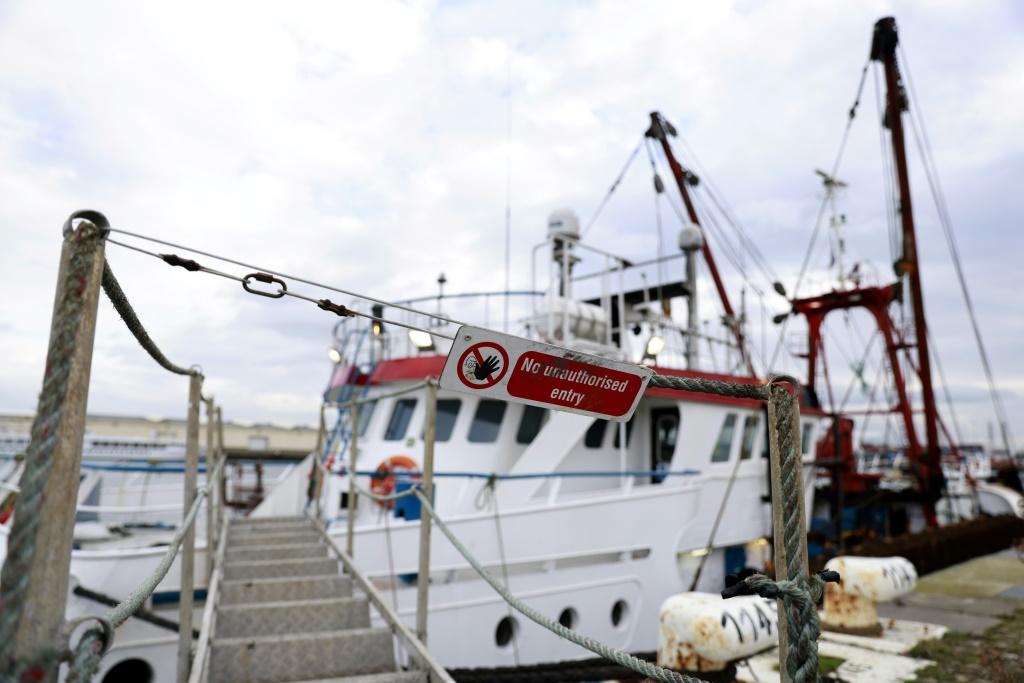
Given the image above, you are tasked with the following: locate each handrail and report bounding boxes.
[64,455,227,682]
[187,514,229,683]
[312,517,455,683]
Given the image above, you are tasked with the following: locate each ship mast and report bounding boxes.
[871,17,944,515]
[645,112,755,375]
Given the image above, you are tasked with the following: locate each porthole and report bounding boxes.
[558,607,578,630]
[102,658,154,683]
[611,599,629,628]
[495,615,519,648]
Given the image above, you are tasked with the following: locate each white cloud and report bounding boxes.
[0,1,1020,448]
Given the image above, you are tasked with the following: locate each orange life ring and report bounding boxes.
[370,455,420,508]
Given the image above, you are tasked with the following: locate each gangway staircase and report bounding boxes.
[204,515,428,683]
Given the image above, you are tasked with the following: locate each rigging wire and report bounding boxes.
[899,44,1015,455]
[671,131,783,288]
[105,227,469,328]
[767,57,871,372]
[642,138,668,304]
[581,137,644,238]
[106,239,457,341]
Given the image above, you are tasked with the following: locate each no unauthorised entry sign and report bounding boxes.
[440,326,653,421]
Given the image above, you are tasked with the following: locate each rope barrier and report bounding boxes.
[414,489,706,683]
[100,262,197,377]
[64,456,225,682]
[648,373,768,400]
[335,468,701,481]
[0,221,106,679]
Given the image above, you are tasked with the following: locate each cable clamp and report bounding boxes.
[318,299,353,317]
[161,253,201,271]
[242,272,287,298]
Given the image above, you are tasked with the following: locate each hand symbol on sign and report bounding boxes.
[473,355,501,380]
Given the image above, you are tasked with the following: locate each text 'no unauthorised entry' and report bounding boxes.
[439,326,653,421]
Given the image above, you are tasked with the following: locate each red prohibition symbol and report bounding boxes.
[457,342,510,389]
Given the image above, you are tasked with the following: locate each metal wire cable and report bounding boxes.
[900,44,1014,455]
[105,241,456,341]
[767,57,872,372]
[106,227,469,327]
[581,137,644,238]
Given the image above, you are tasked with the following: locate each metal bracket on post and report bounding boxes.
[0,217,106,683]
[766,376,812,683]
[346,402,359,558]
[178,373,203,683]
[416,380,438,646]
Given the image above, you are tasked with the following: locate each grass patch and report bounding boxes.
[909,608,1024,683]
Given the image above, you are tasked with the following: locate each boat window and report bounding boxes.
[584,420,607,448]
[434,399,461,442]
[357,400,377,437]
[801,423,814,454]
[711,414,738,462]
[740,415,759,460]
[384,399,417,441]
[612,417,635,449]
[468,400,507,443]
[516,405,548,445]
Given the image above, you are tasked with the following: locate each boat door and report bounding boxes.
[650,407,680,484]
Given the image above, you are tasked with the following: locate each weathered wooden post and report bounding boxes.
[346,402,359,557]
[416,381,438,645]
[205,397,216,578]
[0,216,106,682]
[766,378,811,683]
[177,373,203,683]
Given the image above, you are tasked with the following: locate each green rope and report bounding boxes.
[770,383,819,682]
[101,262,197,377]
[415,489,708,683]
[0,222,106,678]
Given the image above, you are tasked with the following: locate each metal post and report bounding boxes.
[346,402,359,557]
[177,373,202,683]
[416,382,437,644]
[684,247,698,368]
[204,398,215,579]
[2,220,105,680]
[766,382,811,683]
[216,407,225,529]
[313,404,326,520]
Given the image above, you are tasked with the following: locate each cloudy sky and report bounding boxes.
[1,1,1020,449]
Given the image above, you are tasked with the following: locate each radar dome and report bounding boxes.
[678,222,704,251]
[547,209,581,240]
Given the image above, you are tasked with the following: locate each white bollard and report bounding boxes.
[822,556,917,635]
[658,592,779,672]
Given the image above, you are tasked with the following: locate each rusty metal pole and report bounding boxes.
[2,220,106,680]
[204,398,215,579]
[416,381,437,645]
[177,373,202,683]
[346,402,359,557]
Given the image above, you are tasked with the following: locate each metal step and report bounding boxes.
[228,531,324,547]
[217,596,370,638]
[223,557,339,581]
[220,576,353,606]
[229,521,318,536]
[226,543,329,563]
[287,674,427,683]
[209,628,396,683]
[230,515,307,527]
